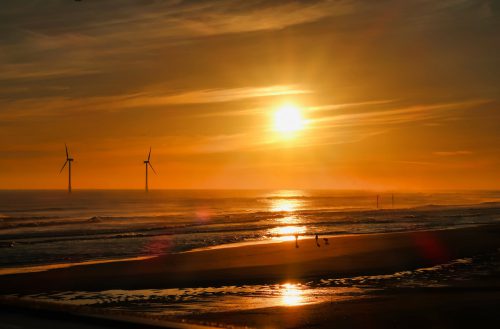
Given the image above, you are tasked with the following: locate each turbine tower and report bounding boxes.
[144,147,157,191]
[59,144,74,193]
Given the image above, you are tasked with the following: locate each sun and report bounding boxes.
[274,103,305,134]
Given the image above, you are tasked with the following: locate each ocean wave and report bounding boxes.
[2,203,499,242]
[1,201,499,270]
[0,215,61,222]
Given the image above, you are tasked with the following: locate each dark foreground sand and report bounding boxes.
[2,284,500,329]
[1,224,500,328]
[186,284,500,328]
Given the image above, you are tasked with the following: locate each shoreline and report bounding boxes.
[0,256,157,276]
[1,223,500,294]
[0,223,486,277]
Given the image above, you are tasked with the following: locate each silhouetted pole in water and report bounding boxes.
[295,234,299,248]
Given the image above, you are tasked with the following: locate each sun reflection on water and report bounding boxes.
[270,199,300,212]
[281,283,305,306]
[268,196,307,240]
[269,225,307,241]
[276,215,300,224]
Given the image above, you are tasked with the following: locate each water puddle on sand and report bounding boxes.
[14,284,365,316]
[8,251,500,316]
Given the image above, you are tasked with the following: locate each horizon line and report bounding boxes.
[0,188,498,192]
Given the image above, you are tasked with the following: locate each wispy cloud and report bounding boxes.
[0,63,98,80]
[0,0,353,83]
[311,99,492,129]
[192,99,396,119]
[308,99,396,112]
[126,85,311,107]
[434,150,473,156]
[2,1,353,40]
[0,85,309,119]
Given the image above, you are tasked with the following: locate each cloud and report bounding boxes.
[308,99,396,112]
[0,63,98,81]
[0,84,309,119]
[1,1,353,39]
[311,99,492,129]
[127,85,311,107]
[433,150,473,156]
[0,0,358,101]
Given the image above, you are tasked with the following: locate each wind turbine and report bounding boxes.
[59,144,74,193]
[144,147,157,191]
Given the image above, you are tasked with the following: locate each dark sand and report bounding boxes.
[186,285,500,328]
[0,297,219,329]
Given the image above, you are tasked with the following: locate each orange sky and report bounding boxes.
[0,0,499,190]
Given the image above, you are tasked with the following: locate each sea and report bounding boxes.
[1,189,499,271]
[2,190,500,316]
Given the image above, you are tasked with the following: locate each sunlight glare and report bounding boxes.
[270,199,299,212]
[281,283,305,306]
[274,103,304,134]
[269,225,306,241]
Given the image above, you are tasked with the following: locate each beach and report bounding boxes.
[2,190,499,271]
[2,223,500,294]
[1,223,500,327]
[2,0,500,326]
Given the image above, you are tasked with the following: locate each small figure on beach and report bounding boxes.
[315,234,320,247]
[295,233,299,248]
[323,238,329,245]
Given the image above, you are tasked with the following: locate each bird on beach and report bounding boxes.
[323,238,329,245]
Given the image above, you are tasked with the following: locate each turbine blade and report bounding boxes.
[148,147,151,161]
[148,162,157,175]
[65,144,69,159]
[59,160,68,174]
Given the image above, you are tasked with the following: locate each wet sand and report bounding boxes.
[1,224,500,295]
[186,284,500,328]
[0,296,220,329]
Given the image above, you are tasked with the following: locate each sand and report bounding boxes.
[1,224,500,328]
[1,223,500,295]
[187,285,500,328]
[0,297,219,329]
